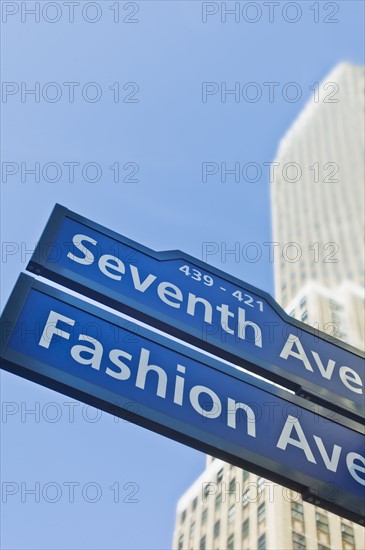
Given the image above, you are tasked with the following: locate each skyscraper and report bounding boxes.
[173,455,364,550]
[172,63,365,550]
[272,62,364,308]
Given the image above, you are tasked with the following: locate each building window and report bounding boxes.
[318,545,330,550]
[242,518,249,539]
[229,478,236,494]
[228,504,235,524]
[258,534,266,550]
[227,534,234,550]
[242,469,249,482]
[257,477,265,491]
[214,520,220,539]
[316,512,329,533]
[192,497,197,511]
[178,534,184,550]
[199,535,206,550]
[258,502,265,524]
[301,311,308,322]
[291,502,304,522]
[201,508,208,525]
[217,468,224,484]
[215,493,222,511]
[204,483,213,499]
[341,523,355,544]
[242,490,250,507]
[293,532,306,549]
[332,312,342,324]
[330,300,342,311]
[189,522,195,538]
[180,510,186,523]
[300,297,306,308]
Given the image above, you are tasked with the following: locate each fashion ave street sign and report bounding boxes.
[27,205,365,420]
[1,275,364,524]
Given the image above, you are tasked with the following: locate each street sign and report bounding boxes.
[27,205,365,421]
[1,274,364,524]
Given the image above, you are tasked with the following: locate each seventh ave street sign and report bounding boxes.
[27,205,365,421]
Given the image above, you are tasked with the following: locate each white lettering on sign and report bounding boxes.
[67,234,96,265]
[66,234,262,347]
[37,310,365,490]
[276,415,364,483]
[346,453,365,486]
[38,310,258,437]
[279,335,363,396]
[65,234,363,396]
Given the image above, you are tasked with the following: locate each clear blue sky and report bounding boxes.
[1,2,364,549]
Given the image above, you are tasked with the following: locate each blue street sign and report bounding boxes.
[1,275,364,524]
[27,205,365,421]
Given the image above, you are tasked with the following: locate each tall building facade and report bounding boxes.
[173,456,364,550]
[172,63,365,550]
[272,62,364,308]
